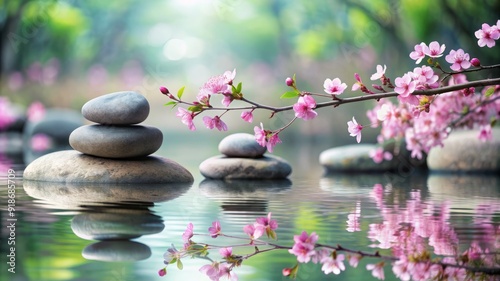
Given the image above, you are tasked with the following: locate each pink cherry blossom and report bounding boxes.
[366,262,385,280]
[218,263,238,281]
[223,69,236,84]
[201,74,232,96]
[255,212,278,237]
[347,117,363,143]
[478,124,492,142]
[200,262,221,281]
[288,240,316,263]
[293,231,319,245]
[176,107,196,131]
[412,66,439,88]
[208,220,221,238]
[221,94,233,107]
[370,65,387,81]
[348,254,361,268]
[394,73,416,97]
[323,78,347,96]
[219,247,232,258]
[423,41,446,58]
[254,123,267,147]
[163,245,182,263]
[409,42,427,64]
[392,256,413,281]
[240,111,253,123]
[182,223,193,243]
[266,133,281,153]
[369,148,393,164]
[475,23,500,48]
[376,103,394,122]
[321,253,346,275]
[243,223,263,240]
[445,49,471,71]
[203,116,228,131]
[293,95,318,120]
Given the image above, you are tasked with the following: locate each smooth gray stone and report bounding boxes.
[199,155,292,179]
[69,124,162,158]
[427,128,500,173]
[319,144,398,172]
[82,241,151,261]
[71,210,164,240]
[218,133,267,158]
[23,150,194,183]
[82,91,149,125]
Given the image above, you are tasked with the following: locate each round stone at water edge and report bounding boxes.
[218,133,267,158]
[199,155,292,179]
[82,91,149,125]
[69,124,162,158]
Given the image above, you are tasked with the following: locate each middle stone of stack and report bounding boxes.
[69,91,163,158]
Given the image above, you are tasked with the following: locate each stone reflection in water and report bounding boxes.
[199,179,292,214]
[71,207,164,240]
[82,240,152,262]
[23,180,192,207]
[427,174,500,199]
[23,181,192,261]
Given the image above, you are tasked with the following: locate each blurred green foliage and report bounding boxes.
[1,0,499,79]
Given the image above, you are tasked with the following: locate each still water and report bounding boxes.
[0,139,499,281]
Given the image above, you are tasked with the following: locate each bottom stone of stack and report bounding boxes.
[23,150,194,183]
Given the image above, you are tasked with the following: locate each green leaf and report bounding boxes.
[187,105,202,112]
[164,101,178,108]
[177,259,183,270]
[236,82,242,93]
[169,258,177,264]
[177,86,185,99]
[485,87,495,97]
[280,91,299,99]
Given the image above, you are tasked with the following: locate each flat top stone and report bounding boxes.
[218,133,267,158]
[82,91,150,125]
[23,150,194,184]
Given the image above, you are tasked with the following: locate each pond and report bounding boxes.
[1,137,499,281]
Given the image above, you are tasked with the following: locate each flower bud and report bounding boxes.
[372,84,384,91]
[282,268,292,276]
[285,77,294,87]
[354,73,361,82]
[158,268,167,277]
[159,86,170,95]
[470,58,481,67]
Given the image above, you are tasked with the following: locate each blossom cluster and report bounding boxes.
[160,20,500,159]
[158,201,499,281]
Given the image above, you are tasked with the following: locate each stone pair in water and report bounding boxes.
[24,91,291,183]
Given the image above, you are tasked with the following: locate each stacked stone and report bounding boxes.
[199,133,292,179]
[69,91,162,159]
[24,91,193,184]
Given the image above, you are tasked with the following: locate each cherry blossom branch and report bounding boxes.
[164,76,500,113]
[159,213,500,280]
